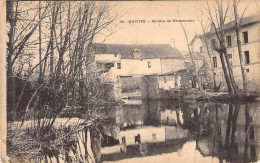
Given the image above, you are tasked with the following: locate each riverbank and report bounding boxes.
[159,89,260,102]
[195,92,260,102]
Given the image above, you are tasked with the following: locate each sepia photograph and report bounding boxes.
[1,0,260,162]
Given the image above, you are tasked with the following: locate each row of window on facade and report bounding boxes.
[212,50,250,69]
[211,31,248,50]
[199,31,248,53]
[116,61,152,69]
[121,133,157,145]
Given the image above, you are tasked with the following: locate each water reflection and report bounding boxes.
[101,100,260,163]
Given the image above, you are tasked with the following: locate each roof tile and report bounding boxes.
[92,44,184,59]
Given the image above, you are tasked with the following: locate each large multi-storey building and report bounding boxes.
[93,44,187,100]
[93,44,185,76]
[191,14,260,93]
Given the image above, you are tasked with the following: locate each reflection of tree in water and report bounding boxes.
[225,103,233,149]
[143,100,161,126]
[230,104,240,154]
[244,103,257,162]
[195,102,259,163]
[245,103,250,161]
[181,102,205,134]
[101,101,259,163]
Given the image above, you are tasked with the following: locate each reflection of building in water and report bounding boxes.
[161,110,178,125]
[196,103,260,162]
[116,101,162,129]
[121,99,142,105]
[119,126,189,146]
[116,104,146,129]
[116,100,187,129]
[119,126,166,146]
[143,101,161,126]
[101,125,189,162]
[160,110,184,126]
[101,138,188,162]
[102,102,260,163]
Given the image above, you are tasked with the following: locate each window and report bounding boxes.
[228,54,232,66]
[246,69,249,73]
[114,54,117,57]
[122,136,126,144]
[117,62,121,69]
[200,47,203,53]
[164,76,166,83]
[152,133,156,141]
[245,51,250,64]
[212,57,217,68]
[148,61,151,68]
[243,31,248,43]
[135,134,141,144]
[226,35,232,47]
[211,39,216,50]
[104,63,114,72]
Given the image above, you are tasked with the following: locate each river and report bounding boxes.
[101,100,260,163]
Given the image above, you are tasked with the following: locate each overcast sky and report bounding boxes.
[102,0,260,52]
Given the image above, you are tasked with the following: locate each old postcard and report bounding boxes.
[1,0,260,162]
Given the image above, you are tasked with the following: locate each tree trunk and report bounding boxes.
[197,15,218,92]
[223,46,238,95]
[90,130,101,163]
[210,0,237,96]
[203,37,218,91]
[50,2,56,75]
[38,1,42,82]
[179,21,203,92]
[233,0,248,96]
[84,128,88,161]
[217,1,237,96]
[7,1,16,77]
[218,50,234,95]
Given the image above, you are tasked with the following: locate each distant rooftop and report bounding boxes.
[191,14,260,39]
[225,14,260,28]
[92,44,184,59]
[182,51,204,60]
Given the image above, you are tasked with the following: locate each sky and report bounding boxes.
[5,0,260,70]
[102,0,260,52]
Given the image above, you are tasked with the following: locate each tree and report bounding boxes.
[203,0,238,96]
[178,8,203,93]
[197,13,221,92]
[232,0,250,96]
[6,1,50,120]
[6,1,49,77]
[7,1,119,162]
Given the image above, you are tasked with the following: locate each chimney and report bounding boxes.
[133,48,142,59]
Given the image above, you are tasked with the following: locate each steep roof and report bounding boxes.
[204,14,260,36]
[92,44,184,59]
[190,35,200,46]
[158,69,187,76]
[189,14,260,42]
[182,51,204,60]
[225,14,260,27]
